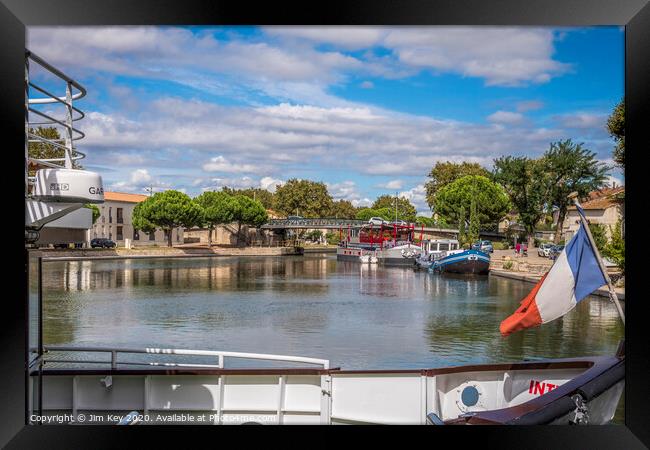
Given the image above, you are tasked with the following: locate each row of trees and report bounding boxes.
[226,179,358,219]
[421,139,609,247]
[132,190,268,247]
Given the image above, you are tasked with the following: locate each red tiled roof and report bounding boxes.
[569,186,624,211]
[104,191,149,203]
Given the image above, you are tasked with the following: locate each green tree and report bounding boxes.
[231,195,268,246]
[415,216,435,227]
[273,179,333,218]
[195,191,236,246]
[425,161,491,209]
[589,223,608,255]
[28,127,83,175]
[468,196,480,243]
[84,204,100,224]
[607,99,624,169]
[493,156,549,248]
[458,205,467,246]
[433,175,510,227]
[604,219,625,273]
[329,200,358,219]
[372,195,417,222]
[355,207,394,222]
[132,190,203,247]
[543,140,609,243]
[325,231,341,245]
[222,187,275,210]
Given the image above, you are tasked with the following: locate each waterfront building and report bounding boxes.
[184,209,281,246]
[91,191,184,246]
[561,186,625,241]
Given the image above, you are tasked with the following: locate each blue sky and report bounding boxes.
[27,26,624,214]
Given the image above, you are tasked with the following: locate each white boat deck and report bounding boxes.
[29,346,623,425]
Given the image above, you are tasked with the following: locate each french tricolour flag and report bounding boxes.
[500,222,607,336]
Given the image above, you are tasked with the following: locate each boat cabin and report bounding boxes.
[421,239,461,260]
[341,223,416,249]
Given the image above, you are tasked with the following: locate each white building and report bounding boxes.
[560,186,625,242]
[91,191,184,247]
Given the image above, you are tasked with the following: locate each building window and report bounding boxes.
[149,231,155,241]
[117,208,124,224]
[102,215,105,223]
[164,229,170,241]
[133,228,140,240]
[117,226,123,241]
[177,230,181,242]
[108,207,112,223]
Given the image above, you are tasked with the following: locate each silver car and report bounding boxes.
[538,243,554,257]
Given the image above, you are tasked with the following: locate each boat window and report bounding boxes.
[461,386,480,407]
[439,243,449,251]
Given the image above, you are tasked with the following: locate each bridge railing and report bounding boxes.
[262,218,366,228]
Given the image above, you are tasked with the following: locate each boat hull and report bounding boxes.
[30,352,624,425]
[433,250,490,275]
[336,244,420,267]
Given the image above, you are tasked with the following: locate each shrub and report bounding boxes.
[604,220,624,274]
[325,232,340,245]
[493,242,509,250]
[503,260,514,270]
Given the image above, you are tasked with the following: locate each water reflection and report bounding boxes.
[43,254,623,369]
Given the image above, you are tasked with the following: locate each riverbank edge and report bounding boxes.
[37,246,307,261]
[489,269,625,301]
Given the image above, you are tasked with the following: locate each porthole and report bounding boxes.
[461,385,480,407]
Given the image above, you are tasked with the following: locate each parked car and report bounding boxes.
[368,217,387,226]
[90,238,117,248]
[537,243,554,257]
[549,245,565,259]
[287,215,303,220]
[471,240,493,253]
[391,220,408,226]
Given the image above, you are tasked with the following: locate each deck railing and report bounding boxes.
[26,50,87,178]
[39,346,330,370]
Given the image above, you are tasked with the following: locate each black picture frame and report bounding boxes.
[1,0,648,447]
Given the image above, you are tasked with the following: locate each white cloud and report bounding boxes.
[27,25,572,113]
[260,176,283,192]
[202,156,259,174]
[79,98,616,189]
[382,28,570,86]
[360,80,374,89]
[399,184,430,215]
[109,168,170,193]
[487,110,525,124]
[267,26,571,86]
[556,112,607,129]
[377,179,404,190]
[130,168,152,184]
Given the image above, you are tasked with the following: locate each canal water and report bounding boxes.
[39,253,625,421]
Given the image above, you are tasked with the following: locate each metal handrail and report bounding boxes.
[26,50,87,171]
[42,346,330,370]
[26,51,87,102]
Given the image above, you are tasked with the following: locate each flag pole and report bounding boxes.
[568,192,625,326]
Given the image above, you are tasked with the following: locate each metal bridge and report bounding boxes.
[260,219,459,239]
[260,218,365,230]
